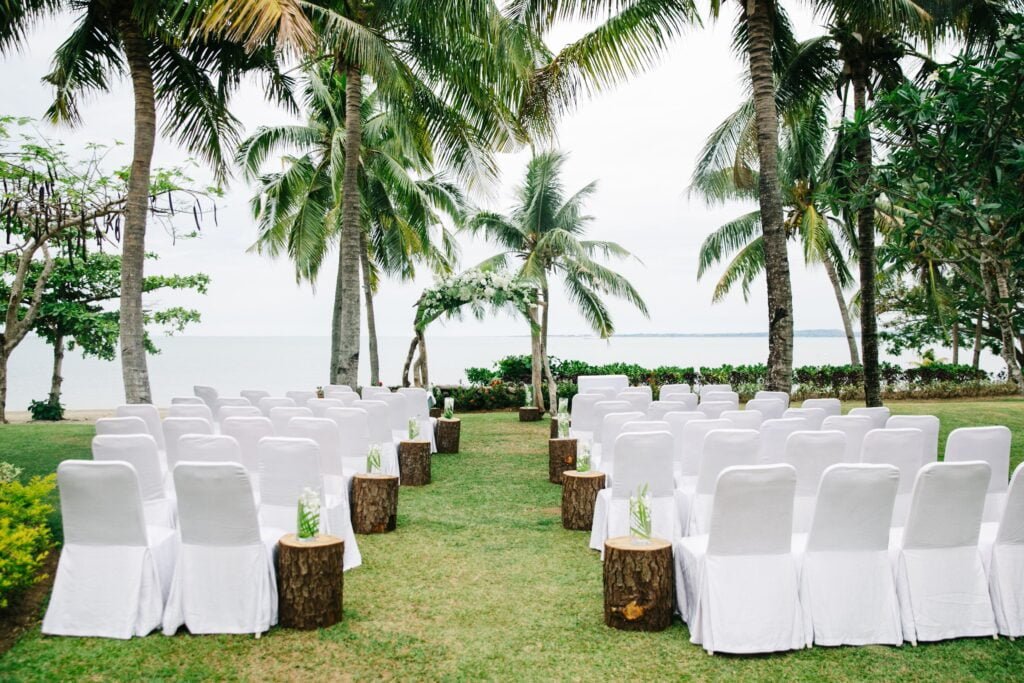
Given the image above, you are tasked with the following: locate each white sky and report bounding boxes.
[0,6,848,339]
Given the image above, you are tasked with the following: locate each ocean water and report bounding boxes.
[6,333,1002,410]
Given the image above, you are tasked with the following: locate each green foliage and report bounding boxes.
[0,471,55,609]
[27,399,64,422]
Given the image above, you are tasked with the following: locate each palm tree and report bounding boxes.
[204,0,544,386]
[238,63,467,385]
[467,150,648,410]
[0,0,293,403]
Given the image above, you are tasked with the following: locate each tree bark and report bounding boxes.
[561,470,605,530]
[743,0,794,393]
[983,259,1024,393]
[603,537,674,632]
[823,256,860,365]
[972,307,984,370]
[351,474,399,533]
[541,285,557,412]
[529,305,544,410]
[331,64,363,386]
[435,418,461,454]
[0,349,7,424]
[402,335,419,387]
[49,331,64,405]
[119,19,156,404]
[548,437,577,484]
[276,534,344,630]
[851,67,881,407]
[359,231,380,386]
[951,319,959,366]
[415,329,429,387]
[398,439,431,486]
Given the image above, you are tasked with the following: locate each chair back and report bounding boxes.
[807,464,900,551]
[96,416,150,438]
[860,428,924,494]
[258,437,323,508]
[171,396,205,406]
[218,405,262,420]
[351,400,393,444]
[997,463,1024,546]
[744,398,786,420]
[599,412,646,465]
[168,403,214,421]
[759,417,810,464]
[269,406,314,434]
[211,398,250,422]
[821,415,873,463]
[306,398,344,418]
[719,409,763,431]
[378,393,411,431]
[91,434,164,501]
[325,407,371,473]
[240,389,269,406]
[570,394,605,433]
[397,387,430,419]
[577,374,629,395]
[755,390,791,409]
[647,401,686,421]
[707,465,796,556]
[903,461,991,549]
[361,386,391,400]
[784,430,846,496]
[592,401,632,437]
[288,417,343,477]
[610,431,674,499]
[285,390,317,405]
[114,404,164,450]
[782,407,826,430]
[660,383,691,395]
[660,391,698,410]
[849,406,891,429]
[58,461,148,547]
[886,415,940,465]
[945,426,1011,493]
[616,391,651,412]
[325,391,359,406]
[221,416,274,472]
[801,398,841,417]
[257,396,296,417]
[699,383,732,396]
[695,429,760,495]
[173,462,260,546]
[702,390,739,407]
[679,418,732,476]
[163,417,214,469]
[178,434,243,465]
[698,401,734,419]
[326,384,353,393]
[663,411,708,467]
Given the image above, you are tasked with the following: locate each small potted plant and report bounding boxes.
[519,384,541,422]
[315,386,325,399]
[436,397,461,454]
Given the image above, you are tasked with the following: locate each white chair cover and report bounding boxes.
[698,383,732,396]
[663,411,708,475]
[380,392,429,448]
[684,429,760,536]
[577,375,629,395]
[162,462,280,636]
[257,438,361,570]
[702,391,739,408]
[647,400,687,421]
[744,398,786,420]
[660,383,691,395]
[288,416,346,498]
[719,409,763,431]
[982,462,1024,636]
[849,406,891,429]
[96,416,149,438]
[213,397,251,422]
[257,396,296,417]
[178,434,243,465]
[168,403,214,422]
[325,390,359,406]
[351,400,399,476]
[306,398,344,418]
[220,416,274,473]
[326,407,393,476]
[569,393,604,438]
[698,401,734,419]
[758,418,811,464]
[615,391,651,413]
[677,418,733,481]
[801,398,841,417]
[218,405,262,420]
[892,461,996,644]
[800,464,902,646]
[193,385,219,408]
[162,417,213,471]
[782,407,826,430]
[326,384,353,393]
[590,400,632,459]
[946,426,1011,523]
[269,406,313,434]
[589,431,676,554]
[285,390,318,406]
[619,385,653,399]
[596,411,645,480]
[361,386,391,400]
[755,390,791,409]
[673,464,804,654]
[821,415,873,463]
[660,391,698,411]
[886,414,940,465]
[91,434,175,529]
[42,461,177,639]
[171,397,205,406]
[783,430,846,532]
[240,390,270,406]
[861,428,924,527]
[115,405,165,451]
[397,387,431,419]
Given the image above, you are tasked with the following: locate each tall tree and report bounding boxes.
[1,0,294,403]
[468,150,648,410]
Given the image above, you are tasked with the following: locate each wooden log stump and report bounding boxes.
[548,438,578,484]
[549,417,561,439]
[435,418,461,454]
[519,406,541,422]
[603,536,674,632]
[351,473,399,533]
[398,440,431,486]
[561,470,605,530]
[277,533,344,630]
[429,407,442,419]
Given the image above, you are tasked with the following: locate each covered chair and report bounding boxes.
[240,389,270,406]
[660,382,691,395]
[799,464,902,646]
[683,429,760,536]
[325,407,385,476]
[115,404,165,451]
[945,426,1011,523]
[663,411,708,476]
[758,417,810,464]
[755,390,791,409]
[257,396,296,417]
[351,400,399,475]
[701,390,739,409]
[326,384,353,393]
[220,416,274,473]
[287,416,347,498]
[590,400,632,460]
[171,396,205,406]
[212,398,251,422]
[577,374,628,395]
[569,393,605,440]
[886,415,940,465]
[361,386,391,400]
[91,434,175,528]
[676,418,733,487]
[324,390,359,406]
[616,390,651,413]
[782,407,826,430]
[268,405,313,434]
[168,403,214,422]
[218,405,262,420]
[162,417,213,472]
[162,462,281,636]
[285,390,317,405]
[42,461,177,639]
[801,397,841,417]
[595,411,645,481]
[719,409,763,431]
[783,430,846,532]
[96,416,150,438]
[193,385,218,409]
[981,463,1024,636]
[860,428,924,527]
[257,437,361,570]
[177,434,243,465]
[673,464,805,654]
[821,415,873,463]
[647,400,687,421]
[891,461,996,644]
[589,430,676,554]
[697,401,734,420]
[659,391,698,411]
[698,383,732,397]
[744,398,786,420]
[849,406,891,429]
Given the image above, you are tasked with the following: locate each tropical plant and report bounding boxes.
[467,150,648,410]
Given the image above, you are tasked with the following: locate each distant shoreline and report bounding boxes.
[147,329,853,339]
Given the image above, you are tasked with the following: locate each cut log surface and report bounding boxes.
[603,536,673,632]
[519,407,541,422]
[277,533,344,630]
[398,440,432,486]
[561,470,605,530]
[436,418,461,454]
[548,438,578,484]
[351,473,399,534]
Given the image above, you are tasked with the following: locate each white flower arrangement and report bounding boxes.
[415,269,539,329]
[577,442,591,472]
[523,384,534,407]
[297,487,321,541]
[443,397,455,419]
[0,461,22,485]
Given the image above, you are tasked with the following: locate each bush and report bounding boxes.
[28,398,64,421]
[0,466,56,609]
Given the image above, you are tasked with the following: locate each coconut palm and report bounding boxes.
[467,150,648,410]
[0,0,293,403]
[238,63,467,385]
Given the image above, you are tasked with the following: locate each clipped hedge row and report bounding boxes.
[0,463,55,609]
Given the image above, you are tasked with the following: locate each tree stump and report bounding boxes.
[351,473,399,533]
[435,418,461,454]
[603,536,674,632]
[429,407,442,419]
[398,440,431,485]
[519,406,541,422]
[548,438,578,484]
[561,470,605,530]
[277,533,344,630]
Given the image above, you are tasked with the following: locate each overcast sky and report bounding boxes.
[0,7,846,339]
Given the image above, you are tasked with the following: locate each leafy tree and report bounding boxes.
[468,150,648,410]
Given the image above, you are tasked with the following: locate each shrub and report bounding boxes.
[0,469,56,609]
[464,366,497,384]
[28,398,64,421]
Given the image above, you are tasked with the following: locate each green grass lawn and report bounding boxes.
[2,399,1024,680]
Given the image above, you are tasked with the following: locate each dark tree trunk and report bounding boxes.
[743,0,794,392]
[823,256,860,365]
[402,335,419,387]
[529,305,544,410]
[951,319,959,366]
[398,440,431,486]
[415,329,429,387]
[541,285,557,412]
[983,259,1024,393]
[351,473,399,533]
[972,307,984,370]
[0,346,8,424]
[277,534,344,630]
[49,331,64,404]
[331,64,363,386]
[119,19,156,404]
[359,231,380,386]
[561,470,605,530]
[603,537,674,632]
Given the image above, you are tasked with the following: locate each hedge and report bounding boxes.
[0,464,55,609]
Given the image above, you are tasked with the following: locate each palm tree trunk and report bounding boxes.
[851,68,881,407]
[331,64,363,386]
[49,331,64,405]
[359,231,380,386]
[743,0,794,392]
[119,19,155,404]
[823,256,860,365]
[983,259,1024,393]
[529,305,543,411]
[951,319,959,365]
[541,285,557,412]
[972,307,984,370]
